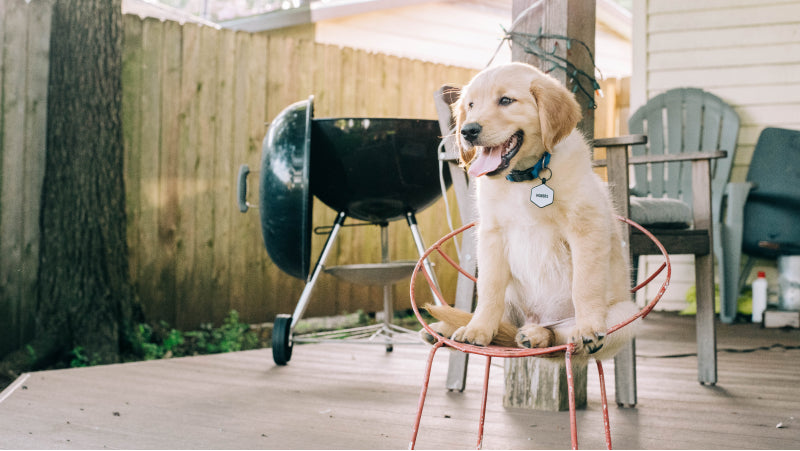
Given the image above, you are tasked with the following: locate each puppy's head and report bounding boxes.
[453,62,582,178]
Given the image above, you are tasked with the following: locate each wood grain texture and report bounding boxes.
[1,313,798,450]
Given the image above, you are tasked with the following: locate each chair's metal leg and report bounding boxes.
[566,347,578,450]
[597,360,612,450]
[290,211,346,329]
[410,341,444,450]
[406,212,443,306]
[477,356,491,450]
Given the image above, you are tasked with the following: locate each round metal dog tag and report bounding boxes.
[530,183,554,208]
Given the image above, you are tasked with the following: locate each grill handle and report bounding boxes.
[237,164,251,213]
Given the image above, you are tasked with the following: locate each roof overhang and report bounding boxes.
[220,0,438,32]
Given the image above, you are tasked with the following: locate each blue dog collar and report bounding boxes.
[506,152,551,182]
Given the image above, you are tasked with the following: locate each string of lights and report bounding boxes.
[494,28,604,110]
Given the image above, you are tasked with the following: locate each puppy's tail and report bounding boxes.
[424,303,519,347]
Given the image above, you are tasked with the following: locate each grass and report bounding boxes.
[68,309,430,369]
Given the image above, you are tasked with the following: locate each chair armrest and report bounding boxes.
[593,150,727,167]
[592,134,647,148]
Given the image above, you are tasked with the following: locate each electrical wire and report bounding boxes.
[485,1,604,110]
[438,134,461,261]
[638,343,800,359]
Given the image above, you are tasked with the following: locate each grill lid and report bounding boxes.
[258,96,314,280]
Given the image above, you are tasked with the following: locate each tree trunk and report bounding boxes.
[1,0,141,379]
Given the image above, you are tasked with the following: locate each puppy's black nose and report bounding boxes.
[461,122,482,143]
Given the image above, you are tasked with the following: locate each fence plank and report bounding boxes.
[0,0,44,355]
[122,14,143,285]
[154,19,182,325]
[243,32,273,321]
[175,22,201,329]
[228,30,255,320]
[19,0,50,346]
[212,28,236,322]
[191,24,220,325]
[137,17,166,323]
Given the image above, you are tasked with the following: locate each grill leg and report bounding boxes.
[381,223,393,352]
[406,212,443,306]
[290,211,347,329]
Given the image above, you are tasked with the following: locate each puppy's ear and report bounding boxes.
[530,76,582,151]
[451,94,476,167]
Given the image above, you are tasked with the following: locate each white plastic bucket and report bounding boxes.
[778,255,800,311]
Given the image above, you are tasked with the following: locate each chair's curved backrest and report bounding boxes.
[742,127,800,257]
[628,87,740,223]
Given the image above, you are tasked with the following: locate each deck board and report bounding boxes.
[0,312,798,449]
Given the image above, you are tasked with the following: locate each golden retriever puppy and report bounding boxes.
[425,62,637,361]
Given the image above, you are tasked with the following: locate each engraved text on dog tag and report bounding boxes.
[530,183,554,208]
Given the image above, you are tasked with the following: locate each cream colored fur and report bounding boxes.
[424,62,638,361]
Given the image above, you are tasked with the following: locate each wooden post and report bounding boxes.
[504,0,596,411]
[511,0,595,137]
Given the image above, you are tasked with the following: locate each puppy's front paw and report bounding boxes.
[419,321,451,345]
[515,325,554,349]
[570,324,606,355]
[451,325,494,346]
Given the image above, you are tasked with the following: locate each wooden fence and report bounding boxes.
[1,4,631,347]
[120,16,480,329]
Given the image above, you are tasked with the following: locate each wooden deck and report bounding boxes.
[1,312,798,449]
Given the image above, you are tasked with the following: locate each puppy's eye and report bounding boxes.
[499,96,515,106]
[468,102,474,109]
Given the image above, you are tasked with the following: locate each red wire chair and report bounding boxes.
[408,216,671,450]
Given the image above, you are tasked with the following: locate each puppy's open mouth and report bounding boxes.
[468,131,523,178]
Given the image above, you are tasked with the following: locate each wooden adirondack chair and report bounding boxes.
[611,87,740,386]
[627,88,740,325]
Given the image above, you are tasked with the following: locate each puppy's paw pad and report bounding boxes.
[570,330,606,354]
[515,326,554,349]
[419,329,437,345]
[419,322,450,345]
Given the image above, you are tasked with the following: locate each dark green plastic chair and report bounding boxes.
[721,127,800,323]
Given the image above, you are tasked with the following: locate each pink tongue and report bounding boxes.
[468,146,504,177]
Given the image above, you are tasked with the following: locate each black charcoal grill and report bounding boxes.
[238,96,449,365]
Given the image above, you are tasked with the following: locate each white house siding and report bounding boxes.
[633,0,800,310]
